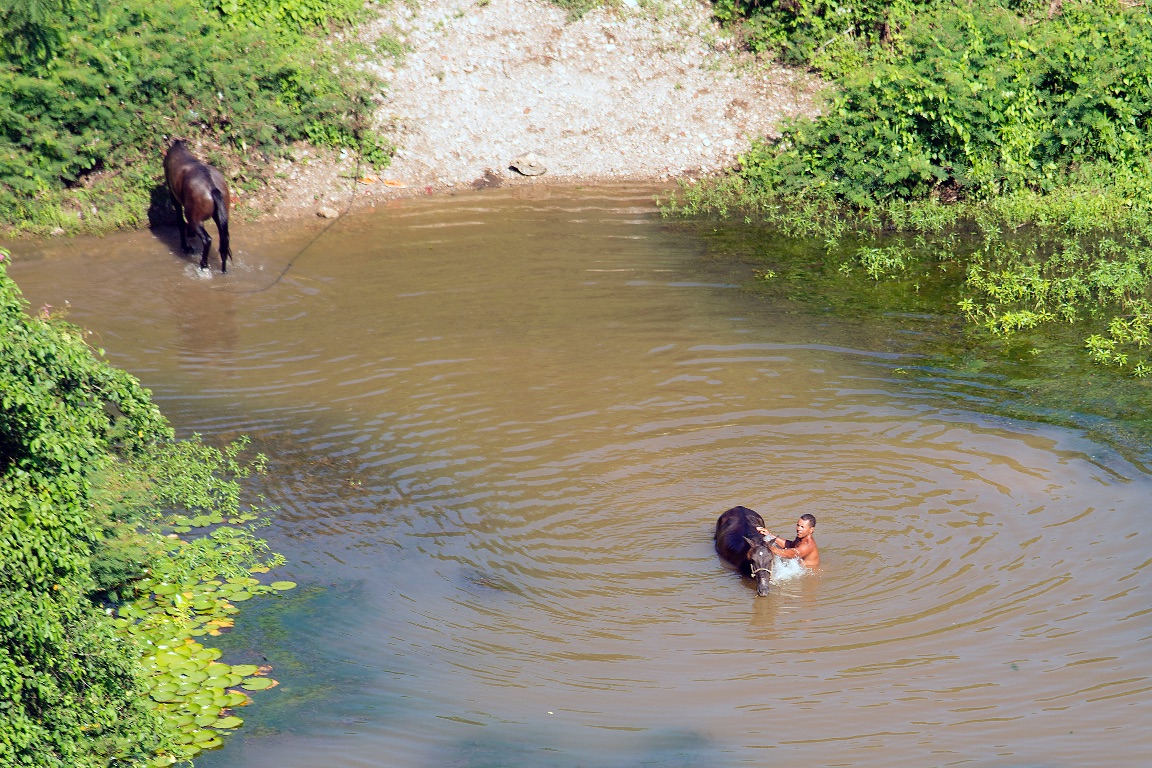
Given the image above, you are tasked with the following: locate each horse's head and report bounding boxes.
[743,536,773,597]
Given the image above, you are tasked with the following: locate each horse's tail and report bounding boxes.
[211,186,231,270]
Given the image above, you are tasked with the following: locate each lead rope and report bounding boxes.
[221,146,365,296]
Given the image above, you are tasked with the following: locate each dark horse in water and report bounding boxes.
[715,506,773,597]
[164,140,231,272]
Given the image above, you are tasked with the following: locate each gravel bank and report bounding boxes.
[256,0,819,217]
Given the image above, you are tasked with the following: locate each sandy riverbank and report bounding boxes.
[250,0,819,219]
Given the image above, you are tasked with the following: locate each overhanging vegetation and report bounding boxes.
[676,0,1152,375]
[1,251,294,766]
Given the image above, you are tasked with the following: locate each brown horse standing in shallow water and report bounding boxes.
[164,140,231,272]
[715,506,773,597]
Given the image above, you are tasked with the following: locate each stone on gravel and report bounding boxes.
[509,153,547,176]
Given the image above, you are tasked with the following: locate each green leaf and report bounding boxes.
[240,676,276,691]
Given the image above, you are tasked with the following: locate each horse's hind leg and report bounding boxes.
[171,194,190,252]
[213,208,230,273]
[195,223,212,270]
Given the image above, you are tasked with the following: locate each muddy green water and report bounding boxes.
[8,186,1151,767]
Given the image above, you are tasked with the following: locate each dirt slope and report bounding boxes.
[256,0,819,217]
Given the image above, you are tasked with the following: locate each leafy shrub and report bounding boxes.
[0,0,388,234]
[692,0,1152,373]
[712,0,923,62]
[734,1,1152,205]
[1,251,173,765]
[1,252,291,763]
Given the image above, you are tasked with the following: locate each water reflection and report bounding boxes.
[6,185,1151,767]
[167,277,241,360]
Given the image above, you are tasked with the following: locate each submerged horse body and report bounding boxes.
[715,505,773,596]
[164,140,232,272]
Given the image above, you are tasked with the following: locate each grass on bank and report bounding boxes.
[0,0,395,238]
[677,0,1152,376]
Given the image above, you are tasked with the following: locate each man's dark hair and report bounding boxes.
[800,513,817,527]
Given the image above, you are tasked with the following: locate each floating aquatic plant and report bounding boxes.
[116,561,297,764]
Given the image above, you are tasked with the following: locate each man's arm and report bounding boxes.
[755,526,781,546]
[770,537,815,561]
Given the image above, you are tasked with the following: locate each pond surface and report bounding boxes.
[9,186,1152,767]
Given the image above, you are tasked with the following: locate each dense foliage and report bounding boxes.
[712,0,937,64]
[0,0,390,235]
[0,249,170,766]
[688,0,1152,374]
[734,0,1152,203]
[0,251,292,766]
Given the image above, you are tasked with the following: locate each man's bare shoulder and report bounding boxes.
[798,536,819,566]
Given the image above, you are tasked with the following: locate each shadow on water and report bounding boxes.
[676,217,1152,468]
[435,730,715,768]
[202,576,720,768]
[198,582,372,739]
[147,181,178,231]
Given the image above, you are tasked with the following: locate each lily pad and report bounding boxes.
[229,664,260,677]
[269,581,297,590]
[188,692,219,707]
[240,676,276,691]
[227,576,259,587]
[213,716,243,729]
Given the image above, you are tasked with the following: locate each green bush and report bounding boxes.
[1,252,292,764]
[733,0,1152,205]
[0,0,388,235]
[1,251,173,765]
[691,0,1152,374]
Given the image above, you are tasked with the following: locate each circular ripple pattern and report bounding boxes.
[9,186,1151,768]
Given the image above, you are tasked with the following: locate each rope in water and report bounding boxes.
[220,149,364,295]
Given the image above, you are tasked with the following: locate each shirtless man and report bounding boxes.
[756,514,819,568]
